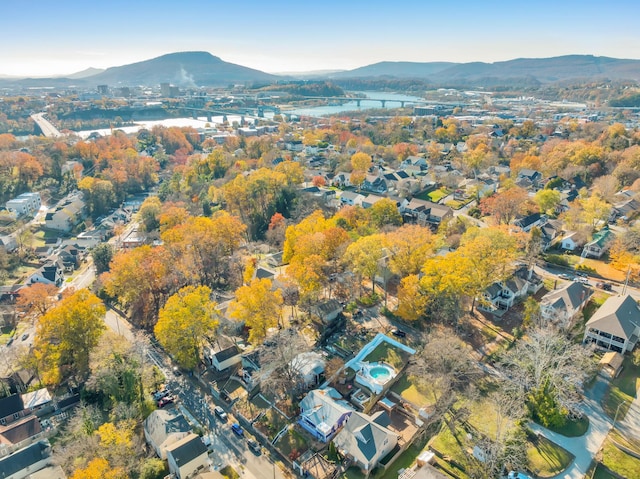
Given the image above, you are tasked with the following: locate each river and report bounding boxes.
[75,91,424,138]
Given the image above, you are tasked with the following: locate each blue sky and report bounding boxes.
[2,0,639,76]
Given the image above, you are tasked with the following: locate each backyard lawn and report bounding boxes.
[599,437,640,478]
[602,356,640,421]
[427,188,450,203]
[526,433,574,478]
[390,376,434,409]
[364,341,409,369]
[275,427,309,460]
[538,416,589,438]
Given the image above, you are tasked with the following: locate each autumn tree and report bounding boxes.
[229,278,283,344]
[155,285,219,370]
[138,196,162,232]
[479,187,529,224]
[70,458,125,479]
[16,283,59,318]
[343,234,388,295]
[534,189,561,215]
[78,177,117,218]
[369,198,402,228]
[385,224,436,277]
[34,289,106,385]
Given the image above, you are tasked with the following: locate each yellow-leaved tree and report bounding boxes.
[154,285,219,370]
[34,289,106,386]
[229,278,283,344]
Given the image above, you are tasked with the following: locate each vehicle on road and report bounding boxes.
[214,406,227,421]
[247,439,261,454]
[575,271,588,278]
[575,277,589,284]
[557,273,572,280]
[231,423,244,437]
[596,282,613,291]
[21,333,29,341]
[158,396,175,408]
[173,366,182,376]
[391,329,406,338]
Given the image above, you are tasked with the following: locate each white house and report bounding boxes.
[6,192,41,217]
[211,345,243,372]
[540,282,591,327]
[299,389,353,442]
[340,191,364,207]
[560,232,580,251]
[166,433,209,479]
[290,352,325,387]
[27,260,64,287]
[584,294,640,353]
[44,193,85,232]
[582,228,614,259]
[144,408,191,459]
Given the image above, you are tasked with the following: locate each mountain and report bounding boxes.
[329,61,457,79]
[66,67,105,79]
[85,51,278,86]
[332,55,640,84]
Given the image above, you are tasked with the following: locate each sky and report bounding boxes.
[2,0,640,77]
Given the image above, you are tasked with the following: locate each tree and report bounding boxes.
[385,224,436,277]
[343,234,387,295]
[258,328,314,398]
[369,198,402,228]
[229,278,283,344]
[396,275,429,321]
[479,187,529,225]
[139,458,168,479]
[70,458,125,479]
[138,196,162,232]
[350,151,372,172]
[91,243,114,274]
[34,289,106,385]
[534,189,561,215]
[579,194,611,227]
[155,285,219,370]
[499,326,597,420]
[16,283,59,318]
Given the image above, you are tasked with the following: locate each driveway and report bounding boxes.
[527,373,612,479]
[614,384,640,440]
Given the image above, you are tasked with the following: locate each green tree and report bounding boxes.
[534,189,561,215]
[154,285,219,370]
[343,234,387,294]
[91,243,114,274]
[369,198,402,228]
[138,196,162,232]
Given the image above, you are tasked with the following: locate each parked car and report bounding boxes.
[557,273,572,280]
[247,439,261,455]
[575,271,588,278]
[596,282,613,291]
[231,423,244,437]
[172,366,182,376]
[214,406,227,421]
[6,337,13,346]
[575,277,589,284]
[153,389,170,401]
[391,329,406,338]
[158,396,175,408]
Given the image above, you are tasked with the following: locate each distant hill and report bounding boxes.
[85,51,278,86]
[66,67,105,79]
[331,55,640,85]
[329,61,457,79]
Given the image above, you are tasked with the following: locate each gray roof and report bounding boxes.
[144,408,191,448]
[586,294,640,340]
[214,345,241,363]
[541,282,590,312]
[333,411,396,465]
[0,440,50,477]
[300,389,353,430]
[166,433,208,466]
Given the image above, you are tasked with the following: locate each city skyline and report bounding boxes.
[3,0,640,77]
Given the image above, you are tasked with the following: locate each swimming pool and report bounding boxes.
[355,362,396,395]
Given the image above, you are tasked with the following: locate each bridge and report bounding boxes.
[300,96,433,108]
[31,113,63,138]
[169,105,280,123]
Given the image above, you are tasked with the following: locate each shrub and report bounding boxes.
[545,254,569,267]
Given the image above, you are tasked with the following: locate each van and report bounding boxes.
[214,406,227,421]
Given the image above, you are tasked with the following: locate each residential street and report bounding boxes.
[528,372,612,479]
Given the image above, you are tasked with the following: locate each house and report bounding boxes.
[0,235,18,253]
[0,440,52,479]
[332,172,352,188]
[211,345,243,372]
[166,433,209,479]
[27,260,64,287]
[361,195,386,209]
[513,213,546,233]
[401,198,452,227]
[56,244,82,271]
[0,393,42,446]
[540,282,591,326]
[540,219,563,250]
[362,176,387,194]
[340,191,365,207]
[584,294,640,353]
[144,408,191,459]
[299,389,353,442]
[612,197,640,221]
[312,299,343,323]
[6,192,41,217]
[290,352,326,387]
[516,169,542,188]
[582,227,614,259]
[332,411,398,473]
[21,388,52,414]
[481,274,529,311]
[559,232,581,251]
[44,193,85,232]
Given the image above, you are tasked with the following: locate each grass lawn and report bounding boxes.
[389,375,434,408]
[376,446,421,479]
[220,465,240,479]
[275,427,309,459]
[429,424,469,473]
[588,462,618,479]
[427,188,450,203]
[602,356,640,421]
[537,416,589,438]
[526,433,574,478]
[364,342,408,369]
[600,437,640,478]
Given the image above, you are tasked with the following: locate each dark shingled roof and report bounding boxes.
[0,440,49,477]
[167,433,208,465]
[0,393,24,418]
[214,345,241,363]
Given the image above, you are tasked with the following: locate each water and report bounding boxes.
[286,90,425,117]
[369,366,392,380]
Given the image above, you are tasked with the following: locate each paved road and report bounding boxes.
[528,373,612,479]
[31,112,63,138]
